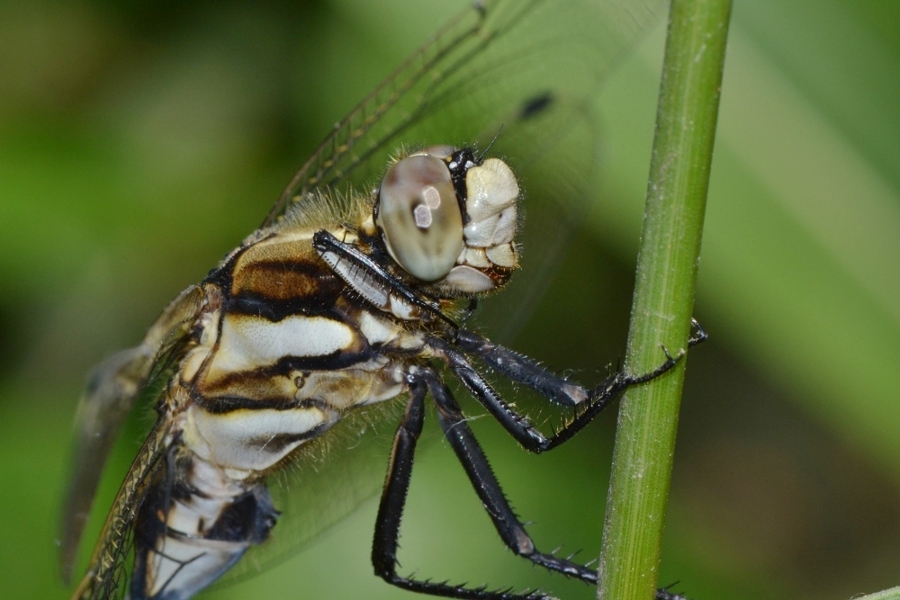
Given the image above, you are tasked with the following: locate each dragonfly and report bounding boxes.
[60,0,702,598]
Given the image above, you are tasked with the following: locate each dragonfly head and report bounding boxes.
[374,146,520,296]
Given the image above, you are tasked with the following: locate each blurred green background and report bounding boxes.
[2,0,899,599]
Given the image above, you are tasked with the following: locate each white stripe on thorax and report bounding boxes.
[207,313,357,378]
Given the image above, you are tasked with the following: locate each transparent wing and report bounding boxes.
[60,286,204,585]
[265,0,662,228]
[71,421,170,600]
[220,0,664,585]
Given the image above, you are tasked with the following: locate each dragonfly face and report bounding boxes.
[60,1,696,599]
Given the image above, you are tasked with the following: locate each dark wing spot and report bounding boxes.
[518,92,555,121]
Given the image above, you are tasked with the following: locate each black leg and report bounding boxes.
[373,371,553,600]
[425,370,600,583]
[454,322,706,409]
[426,369,693,600]
[313,229,457,328]
[372,369,691,600]
[453,330,590,406]
[455,319,707,406]
[426,370,692,600]
[371,374,427,582]
[432,337,672,454]
[436,321,707,454]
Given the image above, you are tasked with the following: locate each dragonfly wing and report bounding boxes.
[60,285,204,583]
[72,421,170,600]
[264,0,664,227]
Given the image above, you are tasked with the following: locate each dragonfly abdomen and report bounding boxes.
[130,434,278,600]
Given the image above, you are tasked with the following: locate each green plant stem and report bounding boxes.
[596,1,731,599]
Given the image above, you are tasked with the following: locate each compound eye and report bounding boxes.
[377,154,464,282]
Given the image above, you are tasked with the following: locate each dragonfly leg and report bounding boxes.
[443,340,673,453]
[428,348,696,600]
[372,366,691,600]
[431,379,693,600]
[371,375,427,592]
[454,322,705,406]
[428,370,602,585]
[439,320,707,454]
[434,340,555,451]
[452,330,592,406]
[372,370,556,600]
[512,321,706,452]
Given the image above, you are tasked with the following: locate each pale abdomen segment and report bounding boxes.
[130,450,278,600]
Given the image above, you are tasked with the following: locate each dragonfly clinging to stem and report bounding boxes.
[60,1,703,599]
